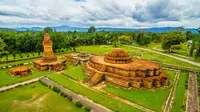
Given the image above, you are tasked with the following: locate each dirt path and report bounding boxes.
[124,45,200,67]
[0,76,43,92]
[187,72,199,112]
[41,77,111,112]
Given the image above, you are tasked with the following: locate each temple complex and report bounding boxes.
[84,48,168,89]
[66,52,91,65]
[10,66,31,77]
[33,33,66,71]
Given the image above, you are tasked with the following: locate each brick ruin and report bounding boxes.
[84,48,168,89]
[33,33,66,71]
[66,52,91,65]
[10,66,31,77]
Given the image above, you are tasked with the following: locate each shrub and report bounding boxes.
[39,80,48,87]
[60,92,64,96]
[75,101,82,107]
[63,93,68,98]
[67,95,73,101]
[52,86,60,93]
[85,106,91,111]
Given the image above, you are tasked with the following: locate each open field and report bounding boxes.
[0,67,50,87]
[65,64,88,81]
[103,70,176,111]
[0,82,84,112]
[48,74,143,112]
[171,72,188,112]
[76,45,200,70]
[0,45,193,112]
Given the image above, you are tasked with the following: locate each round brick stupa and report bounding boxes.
[85,48,168,89]
[33,33,66,71]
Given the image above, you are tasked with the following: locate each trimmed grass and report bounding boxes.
[76,45,114,55]
[103,70,176,111]
[0,67,50,87]
[76,45,200,70]
[0,82,84,112]
[64,65,88,81]
[0,52,42,62]
[171,72,188,112]
[48,74,143,112]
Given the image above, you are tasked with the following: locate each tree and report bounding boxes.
[136,32,151,46]
[88,26,96,33]
[190,35,200,58]
[197,27,200,33]
[185,31,192,40]
[161,31,186,52]
[178,26,184,32]
[0,38,6,53]
[119,36,132,44]
[44,27,53,33]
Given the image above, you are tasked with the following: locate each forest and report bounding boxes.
[0,26,200,58]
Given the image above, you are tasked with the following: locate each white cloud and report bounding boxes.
[0,0,199,28]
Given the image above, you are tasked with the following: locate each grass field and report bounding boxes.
[60,58,184,111]
[48,74,143,112]
[171,72,188,112]
[0,52,42,62]
[76,45,200,70]
[0,82,84,112]
[103,70,176,111]
[0,67,50,87]
[64,64,88,81]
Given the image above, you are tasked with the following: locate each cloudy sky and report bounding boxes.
[0,0,200,28]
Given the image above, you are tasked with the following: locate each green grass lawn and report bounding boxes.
[76,45,200,70]
[76,45,114,55]
[64,64,88,81]
[171,72,188,112]
[0,82,84,112]
[0,67,50,87]
[48,74,143,112]
[0,52,42,62]
[103,70,176,111]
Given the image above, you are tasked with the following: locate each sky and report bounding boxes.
[0,0,200,28]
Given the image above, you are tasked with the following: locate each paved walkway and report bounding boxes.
[187,72,199,112]
[0,76,43,92]
[124,45,200,67]
[41,77,111,112]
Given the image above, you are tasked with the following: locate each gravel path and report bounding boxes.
[187,72,199,112]
[41,77,111,112]
[124,45,200,67]
[0,76,43,92]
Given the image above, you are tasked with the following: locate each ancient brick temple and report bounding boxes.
[66,52,91,65]
[85,48,168,89]
[10,66,31,77]
[33,33,66,71]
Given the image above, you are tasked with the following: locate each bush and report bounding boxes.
[60,92,64,96]
[75,101,82,107]
[67,95,73,101]
[85,106,91,111]
[63,93,68,98]
[52,86,60,93]
[39,80,48,87]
